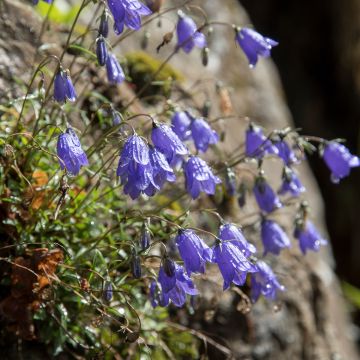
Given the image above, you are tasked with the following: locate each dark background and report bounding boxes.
[241,0,360,327]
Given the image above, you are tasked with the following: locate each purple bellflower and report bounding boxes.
[175,229,212,275]
[323,141,360,183]
[261,219,291,255]
[158,261,198,307]
[212,240,257,290]
[184,156,221,199]
[150,281,169,308]
[96,36,108,66]
[106,53,125,84]
[151,123,188,166]
[294,220,327,254]
[251,261,284,302]
[176,11,206,53]
[274,139,299,165]
[107,0,152,35]
[253,175,282,213]
[116,135,158,199]
[245,123,278,158]
[171,111,192,141]
[190,117,219,152]
[54,70,77,103]
[57,128,88,176]
[219,223,256,257]
[279,168,305,197]
[236,27,278,68]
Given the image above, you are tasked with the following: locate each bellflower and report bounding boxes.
[175,229,212,275]
[107,0,152,35]
[151,123,188,166]
[212,240,257,290]
[106,53,125,84]
[96,36,108,66]
[158,262,198,307]
[184,156,221,199]
[236,27,278,68]
[190,117,219,152]
[253,175,282,213]
[57,128,88,176]
[274,139,299,165]
[323,141,360,183]
[294,220,327,254]
[279,168,305,197]
[245,123,278,158]
[176,11,206,53]
[251,261,284,302]
[98,11,109,38]
[171,111,192,141]
[54,70,77,103]
[219,223,256,257]
[149,281,169,308]
[116,135,158,199]
[261,219,291,255]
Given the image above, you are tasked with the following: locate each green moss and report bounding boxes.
[125,51,184,103]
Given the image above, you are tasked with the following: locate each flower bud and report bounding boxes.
[99,11,109,38]
[140,224,151,250]
[96,36,108,66]
[103,281,113,302]
[131,254,142,279]
[141,31,151,50]
[201,47,210,67]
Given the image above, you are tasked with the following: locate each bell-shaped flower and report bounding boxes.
[106,53,125,84]
[323,141,360,183]
[212,240,257,290]
[253,175,282,213]
[274,139,299,165]
[261,219,291,255]
[176,11,206,53]
[96,36,108,66]
[245,123,278,158]
[218,223,256,257]
[294,220,327,254]
[158,261,198,307]
[236,27,278,68]
[175,229,212,275]
[251,261,284,302]
[54,70,77,103]
[171,111,192,141]
[151,123,188,166]
[190,117,219,153]
[184,156,221,199]
[57,128,88,176]
[278,168,305,197]
[107,0,151,35]
[149,281,169,307]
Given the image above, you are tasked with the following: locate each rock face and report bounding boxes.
[0,0,358,359]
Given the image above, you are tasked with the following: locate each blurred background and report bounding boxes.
[241,0,360,339]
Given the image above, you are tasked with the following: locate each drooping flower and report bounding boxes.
[57,128,88,176]
[175,229,212,275]
[106,53,125,84]
[278,168,305,197]
[294,220,327,254]
[236,27,278,68]
[251,261,284,302]
[149,281,169,307]
[116,135,158,199]
[184,156,221,199]
[171,111,192,141]
[140,223,151,250]
[322,141,360,183]
[274,139,299,165]
[107,0,152,35]
[54,70,77,103]
[190,117,219,152]
[261,219,291,255]
[212,240,257,290]
[98,11,109,38]
[96,36,108,66]
[219,223,256,257]
[245,123,278,158]
[158,261,198,307]
[253,175,282,213]
[176,11,206,53]
[151,123,188,166]
[148,146,176,193]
